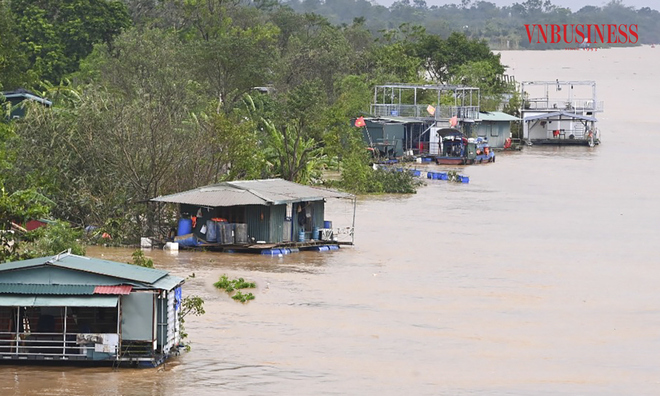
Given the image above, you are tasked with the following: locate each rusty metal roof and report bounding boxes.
[93,285,133,295]
[151,178,353,207]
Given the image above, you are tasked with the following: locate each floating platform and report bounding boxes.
[530,139,596,146]
[156,239,351,254]
[0,350,177,368]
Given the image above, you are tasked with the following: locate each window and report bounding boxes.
[477,126,487,137]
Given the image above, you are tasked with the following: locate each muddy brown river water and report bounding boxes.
[2,46,660,395]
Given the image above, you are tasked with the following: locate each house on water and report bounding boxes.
[150,178,356,252]
[474,111,520,149]
[363,84,481,158]
[521,80,603,146]
[0,251,184,367]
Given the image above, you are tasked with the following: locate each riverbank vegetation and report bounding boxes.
[1,0,522,248]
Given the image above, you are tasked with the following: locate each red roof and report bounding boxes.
[94,285,133,295]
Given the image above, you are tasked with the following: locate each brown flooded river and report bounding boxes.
[3,46,660,395]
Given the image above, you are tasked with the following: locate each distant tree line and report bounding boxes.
[0,0,514,250]
[283,0,660,48]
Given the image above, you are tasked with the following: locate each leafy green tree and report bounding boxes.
[0,183,54,262]
[188,22,279,111]
[20,220,86,258]
[414,30,505,84]
[273,12,354,100]
[450,60,508,110]
[193,107,270,181]
[322,75,372,162]
[263,119,326,184]
[0,2,33,90]
[10,0,131,84]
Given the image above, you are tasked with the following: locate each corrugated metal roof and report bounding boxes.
[150,275,184,291]
[0,256,53,272]
[477,112,520,122]
[0,253,169,285]
[523,111,597,122]
[151,185,267,207]
[0,295,118,307]
[227,179,352,204]
[151,178,353,207]
[1,89,53,106]
[0,284,95,295]
[94,285,133,295]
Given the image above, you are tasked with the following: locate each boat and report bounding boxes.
[434,129,495,165]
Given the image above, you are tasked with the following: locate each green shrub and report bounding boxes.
[130,249,154,268]
[21,220,85,258]
[214,274,257,303]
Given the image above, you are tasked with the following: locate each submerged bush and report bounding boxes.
[214,274,257,303]
[131,249,154,268]
[340,151,422,194]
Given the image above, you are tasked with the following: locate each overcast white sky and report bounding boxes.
[373,0,659,12]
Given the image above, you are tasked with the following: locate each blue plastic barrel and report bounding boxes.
[324,220,332,229]
[461,176,470,184]
[298,229,305,242]
[177,218,192,236]
[313,226,320,240]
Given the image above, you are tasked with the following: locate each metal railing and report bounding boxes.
[0,331,116,358]
[524,99,604,112]
[370,104,480,120]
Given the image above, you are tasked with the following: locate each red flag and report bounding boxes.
[354,116,366,127]
[449,116,458,127]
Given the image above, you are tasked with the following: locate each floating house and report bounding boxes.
[150,178,356,251]
[521,81,603,146]
[0,252,184,367]
[474,111,520,149]
[362,84,481,158]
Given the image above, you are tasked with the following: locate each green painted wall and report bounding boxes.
[121,292,156,342]
[268,204,286,243]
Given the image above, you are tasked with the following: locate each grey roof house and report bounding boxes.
[151,178,355,250]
